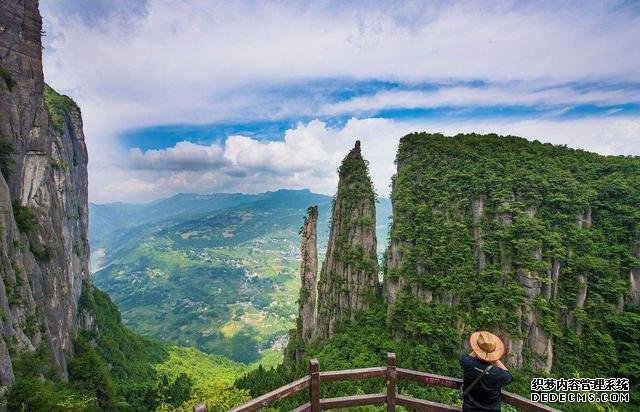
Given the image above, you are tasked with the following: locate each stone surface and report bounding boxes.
[297,206,318,344]
[0,0,90,386]
[316,141,379,339]
[630,240,640,306]
[471,197,486,272]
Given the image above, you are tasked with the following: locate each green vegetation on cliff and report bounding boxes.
[387,133,639,385]
[44,84,77,134]
[238,133,639,411]
[7,339,114,411]
[0,66,15,90]
[0,137,14,178]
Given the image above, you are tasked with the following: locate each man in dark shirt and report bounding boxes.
[459,331,513,411]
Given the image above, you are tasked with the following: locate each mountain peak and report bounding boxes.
[346,140,362,160]
[315,141,379,339]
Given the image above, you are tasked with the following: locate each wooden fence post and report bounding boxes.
[310,359,320,412]
[386,353,396,412]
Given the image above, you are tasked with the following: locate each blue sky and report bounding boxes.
[40,0,640,202]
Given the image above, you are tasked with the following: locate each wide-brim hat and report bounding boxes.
[469,331,505,362]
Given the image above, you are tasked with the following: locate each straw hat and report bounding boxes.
[469,331,505,362]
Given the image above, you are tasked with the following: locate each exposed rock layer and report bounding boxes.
[297,206,318,344]
[0,0,90,387]
[316,141,379,339]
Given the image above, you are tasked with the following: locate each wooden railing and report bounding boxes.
[227,353,560,412]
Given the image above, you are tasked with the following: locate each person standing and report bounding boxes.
[459,331,513,411]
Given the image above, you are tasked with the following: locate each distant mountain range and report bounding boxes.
[89,189,390,363]
[91,189,391,250]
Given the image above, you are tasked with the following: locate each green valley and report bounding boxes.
[90,189,391,365]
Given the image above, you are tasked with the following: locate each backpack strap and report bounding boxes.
[461,364,493,397]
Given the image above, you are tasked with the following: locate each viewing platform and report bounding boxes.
[222,353,559,412]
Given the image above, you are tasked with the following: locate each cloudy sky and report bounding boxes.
[41,0,640,203]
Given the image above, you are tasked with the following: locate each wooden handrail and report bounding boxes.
[321,393,387,409]
[397,395,462,411]
[319,366,386,382]
[290,402,310,412]
[397,367,463,388]
[227,353,560,412]
[396,367,558,412]
[228,375,310,412]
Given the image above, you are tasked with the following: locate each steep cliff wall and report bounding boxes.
[285,206,319,362]
[316,141,379,339]
[297,206,318,344]
[0,0,90,388]
[385,132,640,373]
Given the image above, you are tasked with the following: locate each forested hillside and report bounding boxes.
[385,133,639,380]
[236,133,640,411]
[93,190,332,364]
[8,281,251,411]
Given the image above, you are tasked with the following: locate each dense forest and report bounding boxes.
[236,133,640,411]
[385,133,639,383]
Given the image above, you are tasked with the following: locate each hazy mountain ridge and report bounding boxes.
[89,192,260,247]
[92,189,391,256]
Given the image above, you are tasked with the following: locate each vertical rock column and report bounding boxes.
[317,141,379,339]
[297,206,318,344]
[496,197,523,368]
[629,237,640,306]
[520,206,552,373]
[572,209,591,335]
[471,197,487,273]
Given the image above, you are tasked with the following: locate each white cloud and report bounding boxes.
[38,1,640,202]
[323,85,640,115]
[129,141,226,171]
[103,178,157,196]
[91,116,640,203]
[42,1,640,131]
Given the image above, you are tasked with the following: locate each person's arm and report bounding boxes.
[493,360,513,385]
[493,359,508,371]
[460,352,474,373]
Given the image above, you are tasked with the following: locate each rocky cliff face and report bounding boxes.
[316,141,379,339]
[0,0,90,389]
[385,133,640,373]
[297,206,318,345]
[630,237,640,306]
